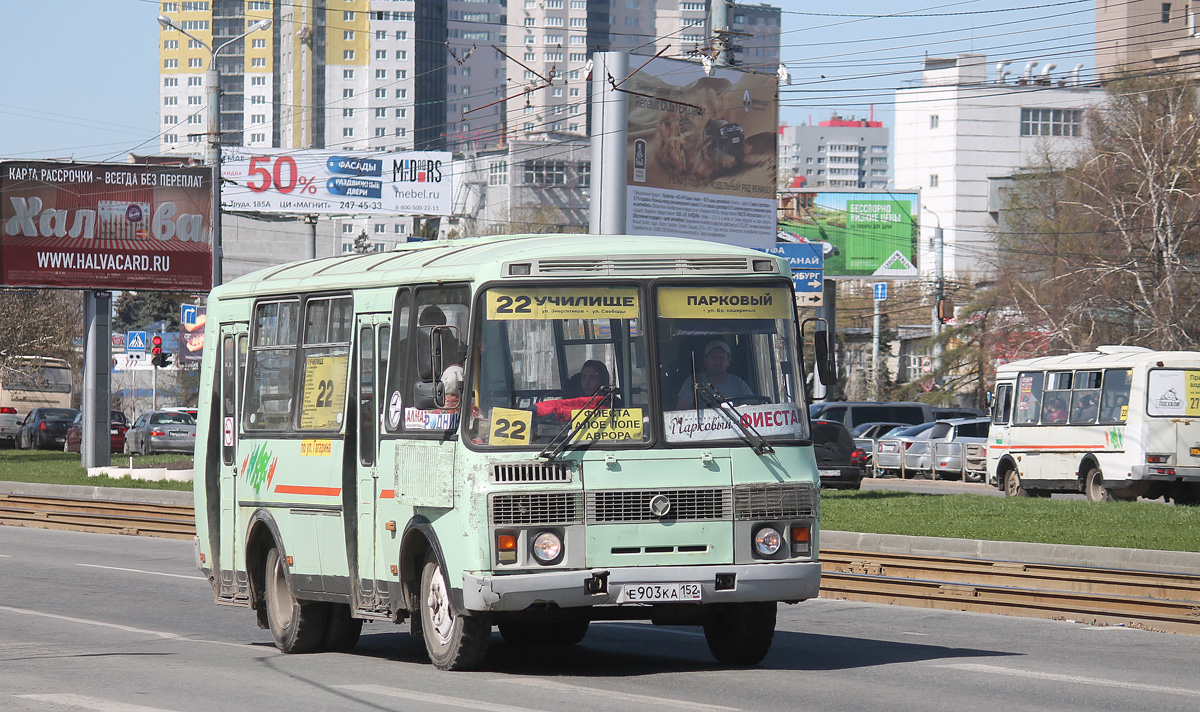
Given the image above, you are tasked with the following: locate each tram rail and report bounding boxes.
[2,494,1198,634]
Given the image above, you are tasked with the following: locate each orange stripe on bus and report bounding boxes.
[995,445,1110,451]
[273,485,341,496]
[379,489,395,498]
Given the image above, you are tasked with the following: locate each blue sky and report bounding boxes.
[0,1,1095,161]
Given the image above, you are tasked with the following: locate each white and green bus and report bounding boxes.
[194,233,831,670]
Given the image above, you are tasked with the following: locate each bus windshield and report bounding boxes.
[656,284,806,445]
[467,285,651,447]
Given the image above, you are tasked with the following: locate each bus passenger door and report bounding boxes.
[354,315,389,612]
[218,325,249,602]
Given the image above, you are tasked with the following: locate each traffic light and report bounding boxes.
[160,352,173,368]
[151,334,163,367]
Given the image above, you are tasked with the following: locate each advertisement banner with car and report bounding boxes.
[0,161,212,291]
[778,191,919,279]
[221,149,453,216]
[624,56,778,249]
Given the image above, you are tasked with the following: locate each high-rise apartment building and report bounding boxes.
[1096,0,1200,77]
[778,116,890,190]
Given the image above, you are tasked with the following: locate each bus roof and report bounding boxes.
[211,233,787,300]
[997,346,1200,373]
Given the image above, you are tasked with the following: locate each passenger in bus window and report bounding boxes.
[1072,394,1098,422]
[566,360,610,398]
[1045,398,1068,424]
[676,340,754,409]
[1103,394,1128,422]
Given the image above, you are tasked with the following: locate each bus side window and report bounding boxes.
[992,384,1013,425]
[1014,372,1043,425]
[1099,368,1132,424]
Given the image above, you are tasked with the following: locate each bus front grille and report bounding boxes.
[490,461,573,484]
[490,492,583,525]
[733,483,818,520]
[585,488,732,523]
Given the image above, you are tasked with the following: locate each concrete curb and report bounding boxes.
[822,530,1200,576]
[0,481,193,506]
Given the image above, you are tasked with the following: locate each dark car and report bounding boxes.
[64,410,129,453]
[16,407,80,450]
[813,420,868,490]
[125,410,197,455]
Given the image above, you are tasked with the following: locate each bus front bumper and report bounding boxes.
[461,561,822,612]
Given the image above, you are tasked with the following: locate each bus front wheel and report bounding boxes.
[703,602,776,666]
[419,555,490,670]
[264,547,329,653]
[1085,468,1111,503]
[1002,469,1028,498]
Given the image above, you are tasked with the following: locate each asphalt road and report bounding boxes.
[3,524,1200,712]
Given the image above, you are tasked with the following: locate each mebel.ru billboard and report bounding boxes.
[221,149,452,216]
[778,190,919,279]
[1,161,212,291]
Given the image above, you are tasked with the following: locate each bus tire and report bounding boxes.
[703,602,776,666]
[1171,483,1200,507]
[1085,468,1111,503]
[323,603,364,652]
[419,555,490,670]
[264,547,329,654]
[1002,468,1028,498]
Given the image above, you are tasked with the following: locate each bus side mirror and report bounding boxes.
[414,380,443,410]
[416,325,439,381]
[814,330,837,386]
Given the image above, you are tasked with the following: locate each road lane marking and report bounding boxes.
[75,564,206,581]
[0,605,253,649]
[336,685,553,712]
[597,622,706,638]
[936,663,1200,698]
[16,693,183,712]
[493,678,740,711]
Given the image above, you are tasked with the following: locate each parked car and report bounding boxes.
[849,421,910,463]
[160,406,199,419]
[812,420,868,489]
[930,417,991,481]
[64,410,129,454]
[873,422,937,478]
[809,401,933,431]
[15,407,80,450]
[0,406,22,447]
[933,406,985,420]
[125,410,197,455]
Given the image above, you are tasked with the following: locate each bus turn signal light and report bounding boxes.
[790,524,812,557]
[497,533,517,564]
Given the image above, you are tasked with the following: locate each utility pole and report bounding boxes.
[712,1,732,66]
[304,214,319,259]
[924,207,945,382]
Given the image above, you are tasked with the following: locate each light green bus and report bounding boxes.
[194,233,830,670]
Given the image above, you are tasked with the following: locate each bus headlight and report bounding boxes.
[531,531,563,564]
[753,526,783,557]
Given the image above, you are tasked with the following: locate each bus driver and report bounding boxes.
[676,340,754,409]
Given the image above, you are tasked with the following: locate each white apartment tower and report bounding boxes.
[893,54,1105,282]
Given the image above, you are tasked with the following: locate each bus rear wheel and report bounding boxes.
[264,547,329,653]
[419,555,490,670]
[1085,468,1111,503]
[703,602,776,666]
[323,603,364,652]
[1002,469,1028,498]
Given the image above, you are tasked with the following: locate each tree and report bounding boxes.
[352,230,372,254]
[113,291,190,333]
[0,289,82,363]
[993,73,1200,351]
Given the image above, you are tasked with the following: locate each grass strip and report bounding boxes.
[0,449,193,492]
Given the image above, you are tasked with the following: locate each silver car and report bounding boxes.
[125,410,197,455]
[930,417,991,481]
[874,422,936,478]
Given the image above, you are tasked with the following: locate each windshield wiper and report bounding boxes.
[694,384,774,455]
[537,385,617,461]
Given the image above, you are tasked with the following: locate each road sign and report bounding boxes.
[922,378,935,392]
[181,304,198,327]
[792,270,824,307]
[873,282,888,301]
[762,243,824,272]
[921,355,933,374]
[127,331,147,353]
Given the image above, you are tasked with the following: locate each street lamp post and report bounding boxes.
[157,14,272,289]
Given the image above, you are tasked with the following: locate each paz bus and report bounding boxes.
[987,346,1200,504]
[193,233,833,670]
[0,356,73,446]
